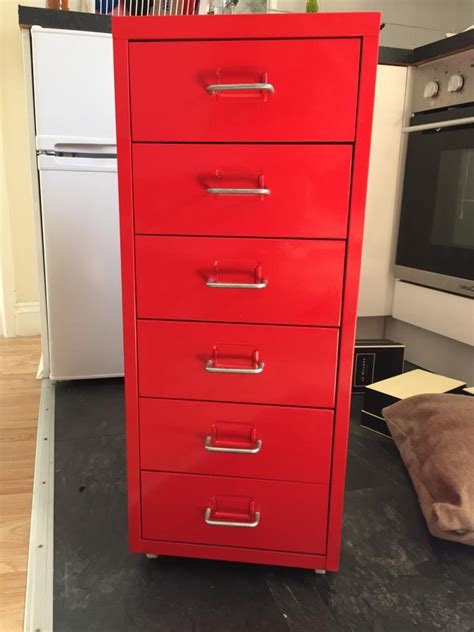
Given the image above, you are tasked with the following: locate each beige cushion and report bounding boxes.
[383,393,474,545]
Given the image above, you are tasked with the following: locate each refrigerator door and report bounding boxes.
[38,155,123,379]
[31,27,116,152]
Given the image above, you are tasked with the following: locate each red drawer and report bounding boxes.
[139,399,333,483]
[136,236,345,327]
[137,320,338,408]
[141,471,329,554]
[129,39,360,142]
[133,144,352,239]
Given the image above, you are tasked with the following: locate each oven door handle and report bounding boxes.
[402,116,474,133]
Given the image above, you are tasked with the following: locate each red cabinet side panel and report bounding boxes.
[113,39,141,551]
[326,33,380,571]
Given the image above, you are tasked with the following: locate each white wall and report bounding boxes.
[374,0,474,48]
[356,316,386,338]
[386,318,474,384]
[358,64,408,317]
[0,102,16,338]
[0,1,41,336]
[272,0,473,48]
[454,0,474,32]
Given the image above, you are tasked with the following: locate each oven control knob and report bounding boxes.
[447,74,464,93]
[423,80,440,99]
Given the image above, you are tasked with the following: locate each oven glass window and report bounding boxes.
[396,119,474,289]
[431,148,474,250]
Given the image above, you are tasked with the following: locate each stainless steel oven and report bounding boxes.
[395,49,474,298]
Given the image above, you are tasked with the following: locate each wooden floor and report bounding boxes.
[0,337,42,632]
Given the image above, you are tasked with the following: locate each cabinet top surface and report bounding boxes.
[112,13,381,41]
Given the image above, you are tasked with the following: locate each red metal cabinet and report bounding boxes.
[129,38,361,142]
[113,13,379,571]
[133,144,352,238]
[141,471,329,554]
[138,319,338,407]
[139,399,334,483]
[136,236,345,326]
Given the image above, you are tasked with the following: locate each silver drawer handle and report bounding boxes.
[204,507,260,528]
[206,278,268,290]
[204,436,263,454]
[205,360,264,374]
[206,187,271,196]
[206,82,275,94]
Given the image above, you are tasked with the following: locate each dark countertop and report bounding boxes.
[18,4,474,66]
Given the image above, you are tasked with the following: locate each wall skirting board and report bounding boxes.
[15,301,41,337]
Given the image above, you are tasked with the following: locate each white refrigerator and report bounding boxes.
[32,26,123,380]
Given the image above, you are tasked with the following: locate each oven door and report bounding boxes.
[395,108,474,297]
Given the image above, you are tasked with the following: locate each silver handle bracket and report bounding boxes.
[206,82,275,94]
[206,278,268,290]
[206,187,271,196]
[204,507,260,528]
[204,436,262,454]
[205,360,265,375]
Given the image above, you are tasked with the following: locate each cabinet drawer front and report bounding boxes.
[133,144,352,239]
[136,236,345,326]
[139,399,333,483]
[141,471,329,554]
[138,320,338,408]
[129,39,360,142]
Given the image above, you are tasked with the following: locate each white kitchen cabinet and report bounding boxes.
[358,64,409,317]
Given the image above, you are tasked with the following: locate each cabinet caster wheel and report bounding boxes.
[146,554,159,559]
[314,569,326,575]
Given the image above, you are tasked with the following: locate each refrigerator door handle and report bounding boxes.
[53,142,117,154]
[37,154,117,173]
